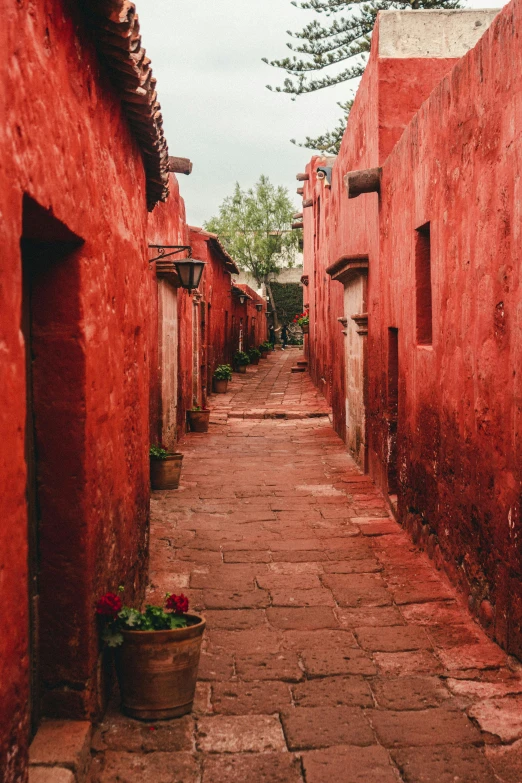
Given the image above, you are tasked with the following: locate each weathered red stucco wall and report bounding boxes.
[0,0,156,777]
[302,16,464,445]
[148,177,188,448]
[235,284,268,355]
[305,6,522,651]
[174,231,266,436]
[376,0,522,653]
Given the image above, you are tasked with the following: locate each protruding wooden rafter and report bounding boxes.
[296,173,309,181]
[344,167,381,199]
[303,199,313,208]
[168,156,193,175]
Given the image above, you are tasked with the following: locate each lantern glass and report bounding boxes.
[174,259,206,291]
[239,295,246,305]
[255,303,262,312]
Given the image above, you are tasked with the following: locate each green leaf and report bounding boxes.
[170,615,189,629]
[101,626,124,647]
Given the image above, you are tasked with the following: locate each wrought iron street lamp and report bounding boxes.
[173,258,206,291]
[238,294,247,305]
[148,244,206,292]
[255,303,263,312]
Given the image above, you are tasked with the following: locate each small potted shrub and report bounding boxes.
[233,350,250,374]
[213,364,232,394]
[294,310,310,334]
[248,347,261,366]
[187,405,210,432]
[149,444,183,490]
[259,343,269,359]
[263,340,274,353]
[97,588,205,720]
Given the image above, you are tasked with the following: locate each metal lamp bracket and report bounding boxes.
[148,244,192,263]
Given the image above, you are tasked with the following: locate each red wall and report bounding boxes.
[302,22,461,441]
[234,284,268,355]
[148,177,189,447]
[175,232,266,435]
[376,0,522,654]
[0,1,156,776]
[305,6,522,653]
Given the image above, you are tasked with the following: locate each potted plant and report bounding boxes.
[294,310,310,334]
[263,340,274,353]
[187,405,210,432]
[96,588,205,720]
[233,350,250,374]
[149,445,183,490]
[259,343,269,359]
[213,364,232,393]
[248,347,261,366]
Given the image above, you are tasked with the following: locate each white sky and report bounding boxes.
[137,0,506,226]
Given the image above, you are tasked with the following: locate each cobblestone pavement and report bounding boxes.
[91,350,522,783]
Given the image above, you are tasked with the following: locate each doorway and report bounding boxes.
[21,195,83,734]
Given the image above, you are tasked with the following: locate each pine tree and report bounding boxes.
[264,0,461,154]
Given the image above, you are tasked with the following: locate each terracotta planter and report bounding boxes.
[236,365,247,374]
[150,453,183,490]
[213,378,229,394]
[301,323,309,334]
[187,410,210,432]
[115,614,206,720]
[260,351,268,359]
[249,356,260,365]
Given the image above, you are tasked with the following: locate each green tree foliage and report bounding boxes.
[204,176,301,324]
[263,0,460,154]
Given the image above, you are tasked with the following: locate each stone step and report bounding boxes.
[297,360,308,367]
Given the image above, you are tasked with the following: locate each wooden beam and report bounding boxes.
[297,187,304,195]
[344,167,381,199]
[303,199,313,208]
[292,221,304,230]
[168,156,193,175]
[296,173,309,181]
[292,212,303,220]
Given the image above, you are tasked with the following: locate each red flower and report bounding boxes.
[96,592,122,619]
[166,593,189,614]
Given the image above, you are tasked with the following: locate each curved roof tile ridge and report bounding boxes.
[83,0,170,210]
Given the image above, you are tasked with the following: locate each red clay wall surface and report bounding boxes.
[305,6,522,652]
[0,1,155,777]
[376,0,522,653]
[175,233,267,436]
[234,285,268,356]
[302,21,461,443]
[148,177,188,447]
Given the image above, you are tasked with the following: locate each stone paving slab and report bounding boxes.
[90,351,522,782]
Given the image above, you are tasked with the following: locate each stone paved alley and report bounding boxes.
[91,350,522,783]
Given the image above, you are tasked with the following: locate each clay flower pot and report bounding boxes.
[249,356,260,365]
[150,453,183,490]
[235,365,247,374]
[301,323,309,334]
[260,350,268,359]
[187,409,210,432]
[115,614,206,720]
[213,378,228,394]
